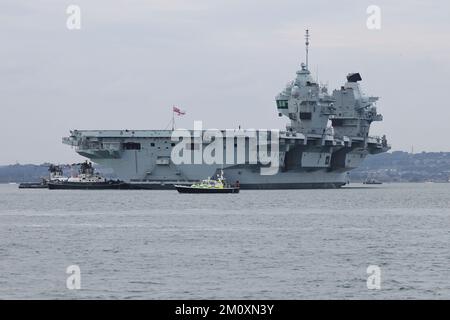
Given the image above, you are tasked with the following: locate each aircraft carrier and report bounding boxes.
[62,30,390,189]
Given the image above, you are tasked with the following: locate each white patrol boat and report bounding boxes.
[175,170,240,193]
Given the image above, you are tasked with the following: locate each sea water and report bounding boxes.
[0,183,449,299]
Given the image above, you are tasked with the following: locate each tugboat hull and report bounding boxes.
[48,181,128,190]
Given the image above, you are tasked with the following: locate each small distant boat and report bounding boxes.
[174,170,240,194]
[363,178,383,185]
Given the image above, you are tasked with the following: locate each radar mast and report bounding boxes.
[305,29,310,69]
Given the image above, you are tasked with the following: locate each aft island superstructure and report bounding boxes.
[63,30,390,189]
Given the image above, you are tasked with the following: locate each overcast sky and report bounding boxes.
[1,0,449,164]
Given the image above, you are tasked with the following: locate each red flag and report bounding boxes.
[173,106,185,116]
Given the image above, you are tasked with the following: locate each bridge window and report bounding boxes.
[277,100,288,109]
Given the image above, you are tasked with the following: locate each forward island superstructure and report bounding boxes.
[63,30,390,189]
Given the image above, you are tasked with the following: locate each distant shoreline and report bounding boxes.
[2,151,450,184]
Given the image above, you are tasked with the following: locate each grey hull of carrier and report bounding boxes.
[62,31,390,189]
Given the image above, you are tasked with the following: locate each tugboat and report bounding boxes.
[174,170,240,194]
[47,161,128,190]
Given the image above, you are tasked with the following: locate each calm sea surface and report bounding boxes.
[0,183,449,299]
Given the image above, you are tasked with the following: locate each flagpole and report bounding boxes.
[172,106,175,131]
